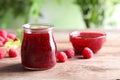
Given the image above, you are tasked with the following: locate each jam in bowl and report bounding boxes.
[70,31,106,55]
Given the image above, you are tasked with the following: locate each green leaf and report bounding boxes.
[4,39,21,50]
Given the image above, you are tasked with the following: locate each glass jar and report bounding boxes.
[21,24,57,70]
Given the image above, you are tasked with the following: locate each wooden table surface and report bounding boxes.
[0,29,120,80]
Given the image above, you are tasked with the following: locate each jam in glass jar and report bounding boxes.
[21,24,57,70]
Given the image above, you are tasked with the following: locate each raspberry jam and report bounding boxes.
[70,31,106,54]
[21,24,57,70]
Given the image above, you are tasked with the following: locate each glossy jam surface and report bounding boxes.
[21,26,56,70]
[70,31,106,54]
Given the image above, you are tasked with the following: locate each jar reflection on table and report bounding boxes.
[21,24,57,70]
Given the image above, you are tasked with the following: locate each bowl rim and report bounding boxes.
[70,31,106,39]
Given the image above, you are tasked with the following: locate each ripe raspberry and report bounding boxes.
[65,49,75,58]
[0,30,7,39]
[8,48,18,57]
[0,36,5,42]
[56,52,67,62]
[0,41,4,47]
[82,47,93,59]
[7,33,17,41]
[3,38,8,44]
[0,49,6,59]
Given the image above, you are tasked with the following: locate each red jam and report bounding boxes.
[21,24,57,70]
[70,31,106,54]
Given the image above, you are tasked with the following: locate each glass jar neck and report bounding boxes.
[22,24,54,34]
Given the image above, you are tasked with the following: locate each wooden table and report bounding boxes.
[0,29,120,80]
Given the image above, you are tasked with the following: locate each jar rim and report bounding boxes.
[22,23,54,30]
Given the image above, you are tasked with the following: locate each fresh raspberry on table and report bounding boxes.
[0,49,6,59]
[7,33,17,41]
[8,48,19,58]
[0,30,7,39]
[64,49,75,58]
[56,51,68,62]
[82,47,93,59]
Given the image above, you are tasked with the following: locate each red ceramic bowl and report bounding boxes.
[70,31,106,54]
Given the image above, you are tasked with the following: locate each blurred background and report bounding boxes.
[0,0,120,29]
